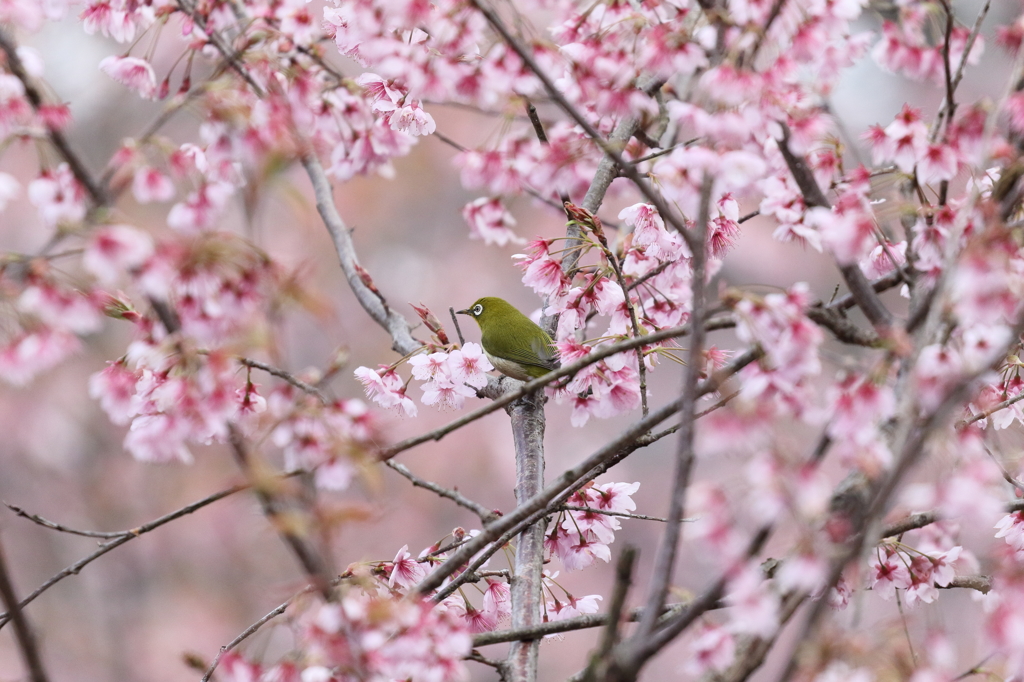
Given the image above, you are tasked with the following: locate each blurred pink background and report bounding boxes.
[0,1,1017,680]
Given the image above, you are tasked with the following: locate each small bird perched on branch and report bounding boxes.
[457,297,560,381]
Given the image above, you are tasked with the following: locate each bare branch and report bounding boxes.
[559,506,667,523]
[0,482,248,629]
[385,460,497,523]
[580,547,637,682]
[237,357,330,403]
[0,535,50,682]
[505,393,547,682]
[4,504,127,539]
[804,306,881,347]
[300,153,421,355]
[945,575,991,594]
[201,592,308,682]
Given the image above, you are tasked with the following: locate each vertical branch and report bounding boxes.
[505,393,547,682]
[635,176,714,639]
[0,534,51,682]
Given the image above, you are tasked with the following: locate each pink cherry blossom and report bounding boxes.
[447,342,493,388]
[27,163,86,227]
[462,197,523,247]
[83,225,154,285]
[682,624,736,677]
[870,546,912,600]
[354,365,418,417]
[131,166,175,203]
[99,55,157,99]
[515,239,567,297]
[18,281,103,335]
[0,328,80,386]
[388,544,427,590]
[421,377,476,410]
[724,563,780,638]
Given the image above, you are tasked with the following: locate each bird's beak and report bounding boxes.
[456,308,470,316]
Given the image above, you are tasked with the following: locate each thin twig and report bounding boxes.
[957,391,1024,430]
[201,591,310,682]
[559,506,667,523]
[0,483,249,629]
[237,357,330,403]
[450,307,467,346]
[931,0,991,142]
[4,505,127,539]
[385,460,497,522]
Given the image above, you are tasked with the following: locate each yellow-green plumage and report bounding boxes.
[456,297,560,381]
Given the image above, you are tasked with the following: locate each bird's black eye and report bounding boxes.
[472,304,483,316]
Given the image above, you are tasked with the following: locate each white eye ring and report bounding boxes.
[472,304,483,315]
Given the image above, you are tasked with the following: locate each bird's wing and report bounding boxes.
[531,336,561,371]
[485,332,560,372]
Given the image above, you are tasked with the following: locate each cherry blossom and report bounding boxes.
[131,166,175,203]
[99,55,157,99]
[724,563,780,638]
[354,365,418,417]
[27,163,86,227]
[83,225,154,285]
[682,624,736,677]
[462,197,524,247]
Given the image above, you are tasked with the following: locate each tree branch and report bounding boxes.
[381,322,700,460]
[0,535,50,682]
[227,426,335,599]
[637,176,713,641]
[0,26,108,206]
[776,125,894,329]
[0,482,249,629]
[300,153,421,356]
[414,348,762,597]
[385,460,498,523]
[505,393,547,682]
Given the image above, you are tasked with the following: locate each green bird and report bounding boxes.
[457,297,560,381]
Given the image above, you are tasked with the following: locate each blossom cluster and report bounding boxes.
[354,341,493,416]
[370,480,637,633]
[546,481,640,572]
[869,530,967,607]
[218,589,471,682]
